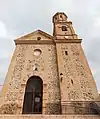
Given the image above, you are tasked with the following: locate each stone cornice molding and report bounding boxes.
[55,39,82,43]
[14,40,55,45]
[15,39,82,45]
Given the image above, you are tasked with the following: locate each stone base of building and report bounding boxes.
[0,115,99,119]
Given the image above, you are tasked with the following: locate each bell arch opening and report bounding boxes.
[22,76,43,114]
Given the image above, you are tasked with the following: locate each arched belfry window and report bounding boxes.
[22,76,43,114]
[62,26,67,31]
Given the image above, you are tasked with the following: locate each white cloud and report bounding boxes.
[0,21,7,37]
[93,16,100,28]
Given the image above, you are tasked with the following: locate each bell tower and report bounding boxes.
[53,12,78,40]
[53,12,98,114]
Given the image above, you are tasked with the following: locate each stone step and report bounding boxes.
[0,115,99,119]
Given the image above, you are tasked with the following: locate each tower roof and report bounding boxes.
[53,12,68,23]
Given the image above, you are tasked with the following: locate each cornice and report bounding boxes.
[55,39,82,43]
[15,39,82,45]
[14,40,55,45]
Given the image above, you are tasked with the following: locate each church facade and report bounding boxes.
[0,12,99,115]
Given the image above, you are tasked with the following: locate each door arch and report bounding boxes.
[22,76,43,114]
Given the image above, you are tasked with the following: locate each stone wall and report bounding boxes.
[56,43,98,101]
[56,43,99,114]
[0,43,61,114]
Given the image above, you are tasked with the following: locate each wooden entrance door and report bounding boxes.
[22,76,43,114]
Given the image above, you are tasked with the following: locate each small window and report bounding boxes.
[33,64,38,71]
[71,79,73,85]
[60,15,62,18]
[60,73,63,76]
[35,67,38,71]
[55,17,57,20]
[65,51,68,55]
[34,49,42,56]
[37,37,41,41]
[62,26,67,31]
[61,77,63,82]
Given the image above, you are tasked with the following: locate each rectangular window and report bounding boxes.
[65,51,68,55]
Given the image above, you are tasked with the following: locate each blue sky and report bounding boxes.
[0,0,100,91]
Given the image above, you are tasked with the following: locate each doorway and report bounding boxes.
[22,76,43,114]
